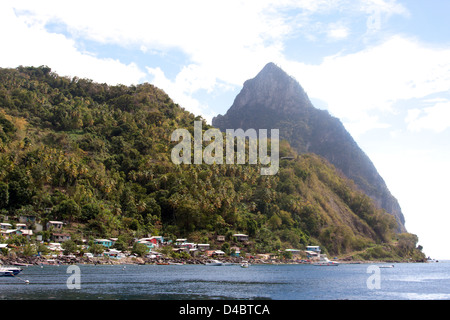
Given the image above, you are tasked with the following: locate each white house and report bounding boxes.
[47,221,64,230]
[305,246,321,258]
[103,249,125,259]
[47,243,63,251]
[233,234,249,242]
[52,233,71,242]
[197,244,210,251]
[0,223,12,230]
[16,223,27,230]
[19,215,37,224]
[285,249,302,258]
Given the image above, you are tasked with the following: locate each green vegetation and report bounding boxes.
[0,66,425,260]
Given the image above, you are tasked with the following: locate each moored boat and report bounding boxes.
[10,262,32,267]
[206,259,223,266]
[313,255,339,266]
[0,266,23,277]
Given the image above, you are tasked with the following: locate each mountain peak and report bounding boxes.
[258,62,284,75]
[224,62,313,117]
[252,62,298,88]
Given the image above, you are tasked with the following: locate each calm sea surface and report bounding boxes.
[1,262,450,300]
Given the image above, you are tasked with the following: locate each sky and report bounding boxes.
[1,0,450,259]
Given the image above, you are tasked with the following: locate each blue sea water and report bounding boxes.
[1,262,450,300]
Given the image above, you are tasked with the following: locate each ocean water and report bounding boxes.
[1,262,450,300]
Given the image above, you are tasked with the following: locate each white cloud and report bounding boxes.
[371,147,450,259]
[146,66,216,123]
[284,36,450,137]
[4,0,408,97]
[406,101,450,133]
[327,24,350,40]
[0,2,146,85]
[360,0,409,33]
[0,0,434,128]
[360,0,409,16]
[3,0,293,121]
[344,115,391,138]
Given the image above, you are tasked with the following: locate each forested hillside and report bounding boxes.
[0,66,424,260]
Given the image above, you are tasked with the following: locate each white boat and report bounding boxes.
[240,261,250,268]
[313,255,339,266]
[379,264,394,268]
[0,266,22,277]
[206,259,223,266]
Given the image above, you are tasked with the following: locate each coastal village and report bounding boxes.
[0,214,327,266]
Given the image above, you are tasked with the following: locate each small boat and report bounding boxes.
[240,261,250,268]
[379,264,394,268]
[0,266,23,277]
[313,255,339,266]
[206,259,223,266]
[11,262,32,267]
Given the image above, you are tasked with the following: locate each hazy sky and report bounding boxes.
[1,0,450,259]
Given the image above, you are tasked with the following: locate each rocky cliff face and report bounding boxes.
[212,62,406,232]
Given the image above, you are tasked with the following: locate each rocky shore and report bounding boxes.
[1,255,277,266]
[1,255,425,267]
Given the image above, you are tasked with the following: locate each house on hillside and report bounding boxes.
[47,242,63,252]
[197,244,210,251]
[232,234,249,242]
[0,229,16,239]
[230,246,240,257]
[285,249,302,258]
[52,233,71,242]
[305,246,321,258]
[137,238,157,250]
[17,229,33,240]
[212,250,225,257]
[176,238,187,245]
[137,236,164,249]
[103,249,125,259]
[178,242,196,252]
[0,223,12,230]
[150,236,164,246]
[47,221,64,230]
[16,223,27,230]
[1,228,33,240]
[19,215,37,224]
[94,239,114,248]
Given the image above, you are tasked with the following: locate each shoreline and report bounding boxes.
[1,255,428,267]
